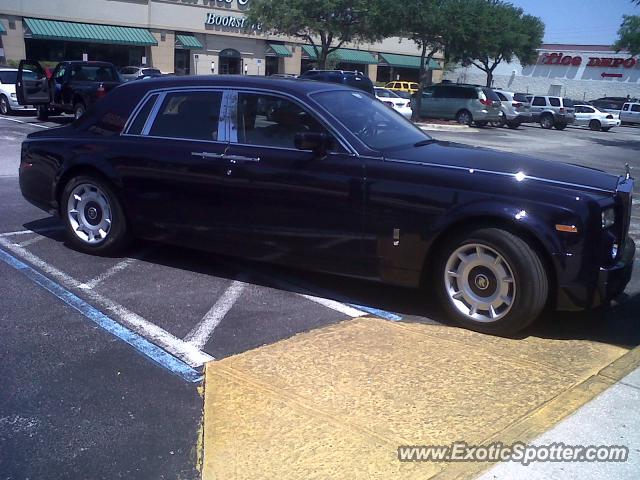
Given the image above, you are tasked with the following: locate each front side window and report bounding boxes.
[148,91,223,141]
[234,93,331,149]
[313,89,431,152]
[532,96,546,106]
[623,103,630,111]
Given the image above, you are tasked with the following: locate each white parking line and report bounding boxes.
[79,258,136,290]
[0,116,51,129]
[0,226,64,238]
[184,280,246,349]
[0,237,213,367]
[16,235,46,247]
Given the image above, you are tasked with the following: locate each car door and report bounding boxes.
[529,96,546,117]
[219,90,367,272]
[117,89,233,250]
[574,105,587,126]
[16,60,51,106]
[630,104,640,124]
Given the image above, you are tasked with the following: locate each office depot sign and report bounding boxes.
[540,52,637,68]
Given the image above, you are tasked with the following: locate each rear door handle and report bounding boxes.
[191,151,225,159]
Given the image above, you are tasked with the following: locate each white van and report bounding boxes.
[620,102,640,125]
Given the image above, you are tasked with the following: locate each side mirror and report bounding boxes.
[294,132,334,156]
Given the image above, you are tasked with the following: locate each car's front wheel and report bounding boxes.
[61,175,130,255]
[435,227,548,335]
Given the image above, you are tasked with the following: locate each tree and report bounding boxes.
[246,0,390,69]
[613,15,640,55]
[448,1,544,87]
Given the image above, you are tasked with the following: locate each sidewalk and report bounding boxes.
[199,316,640,479]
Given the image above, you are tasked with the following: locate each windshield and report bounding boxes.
[312,90,431,151]
[375,88,400,98]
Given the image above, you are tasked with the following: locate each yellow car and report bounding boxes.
[385,81,420,94]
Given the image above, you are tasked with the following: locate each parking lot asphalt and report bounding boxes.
[1,113,640,479]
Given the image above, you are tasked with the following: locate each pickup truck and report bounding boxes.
[16,60,122,120]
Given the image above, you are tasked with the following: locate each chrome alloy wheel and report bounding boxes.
[66,183,112,244]
[444,243,516,322]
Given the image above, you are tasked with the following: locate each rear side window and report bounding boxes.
[549,98,561,107]
[532,96,546,106]
[148,91,223,141]
[126,94,158,135]
[632,104,640,112]
[513,93,529,103]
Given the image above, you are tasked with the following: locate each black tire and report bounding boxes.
[0,95,13,115]
[601,127,611,132]
[74,102,86,120]
[506,121,521,129]
[554,122,567,130]
[37,105,49,120]
[456,110,473,126]
[434,227,548,336]
[539,114,554,129]
[589,120,601,131]
[60,175,131,255]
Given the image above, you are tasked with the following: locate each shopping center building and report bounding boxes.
[445,44,640,100]
[0,0,443,83]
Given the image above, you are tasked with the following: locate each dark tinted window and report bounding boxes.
[433,86,455,98]
[71,64,118,82]
[532,96,546,106]
[142,69,161,76]
[127,94,158,135]
[562,98,574,107]
[148,91,223,141]
[235,93,330,149]
[623,104,630,111]
[495,92,507,101]
[632,104,640,112]
[0,71,18,83]
[513,93,529,102]
[482,88,500,101]
[549,97,561,107]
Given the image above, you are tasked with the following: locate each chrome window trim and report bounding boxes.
[385,157,616,194]
[122,92,158,134]
[142,92,165,136]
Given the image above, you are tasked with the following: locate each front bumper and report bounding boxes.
[557,237,636,310]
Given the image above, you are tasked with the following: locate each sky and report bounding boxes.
[509,0,640,45]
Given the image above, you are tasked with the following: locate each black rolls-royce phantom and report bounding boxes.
[17,75,635,335]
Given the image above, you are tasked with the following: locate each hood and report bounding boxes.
[387,141,620,193]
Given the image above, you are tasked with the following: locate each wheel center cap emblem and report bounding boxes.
[475,274,489,290]
[87,207,98,220]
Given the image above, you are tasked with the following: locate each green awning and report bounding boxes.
[379,53,442,70]
[24,18,157,46]
[0,21,6,34]
[302,45,377,65]
[266,43,292,57]
[175,34,203,49]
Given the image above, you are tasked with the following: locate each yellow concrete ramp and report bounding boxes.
[202,317,637,480]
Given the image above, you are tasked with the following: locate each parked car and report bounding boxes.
[374,87,412,119]
[525,95,576,130]
[16,60,123,120]
[573,104,620,131]
[492,89,533,129]
[411,83,502,125]
[589,97,628,114]
[119,66,162,82]
[17,75,635,335]
[0,67,36,115]
[392,90,412,100]
[385,81,420,94]
[298,70,374,94]
[620,102,640,125]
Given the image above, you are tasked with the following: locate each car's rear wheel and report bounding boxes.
[74,102,86,120]
[589,119,601,131]
[506,121,521,129]
[36,105,49,120]
[554,122,567,130]
[456,110,473,125]
[539,114,553,129]
[601,127,611,132]
[0,95,13,115]
[61,175,130,255]
[435,227,548,335]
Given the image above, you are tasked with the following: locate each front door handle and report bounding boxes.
[191,151,225,159]
[224,154,261,163]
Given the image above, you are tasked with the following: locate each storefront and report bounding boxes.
[446,44,640,100]
[0,0,444,83]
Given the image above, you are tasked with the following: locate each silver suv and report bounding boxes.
[526,95,576,130]
[411,84,502,125]
[492,90,533,129]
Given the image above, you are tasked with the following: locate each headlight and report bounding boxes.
[601,208,615,228]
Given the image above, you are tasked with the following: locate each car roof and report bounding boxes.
[116,74,359,96]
